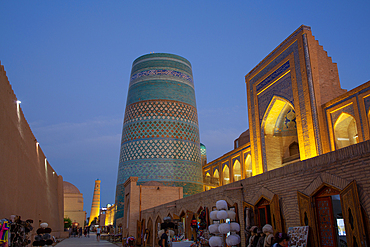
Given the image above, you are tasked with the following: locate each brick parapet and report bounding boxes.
[141,140,370,247]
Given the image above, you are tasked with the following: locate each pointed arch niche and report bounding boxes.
[262,97,299,171]
[146,218,153,246]
[334,112,358,149]
[245,154,252,178]
[223,164,230,185]
[233,159,242,182]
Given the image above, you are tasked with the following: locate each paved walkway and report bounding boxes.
[57,233,120,247]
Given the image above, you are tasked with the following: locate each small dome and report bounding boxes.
[238,129,250,140]
[200,143,206,156]
[63,181,80,194]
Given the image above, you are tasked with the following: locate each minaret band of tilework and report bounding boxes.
[115,53,203,220]
[89,179,100,225]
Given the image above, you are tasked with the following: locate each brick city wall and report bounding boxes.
[141,139,370,247]
[0,63,64,237]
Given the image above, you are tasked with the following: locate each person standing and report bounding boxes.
[84,227,87,237]
[96,226,101,242]
[160,229,169,247]
[87,226,90,238]
[79,227,82,238]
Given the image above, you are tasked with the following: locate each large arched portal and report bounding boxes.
[262,97,299,171]
[334,113,358,149]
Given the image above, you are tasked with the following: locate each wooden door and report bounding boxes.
[297,191,317,246]
[185,211,194,240]
[340,181,367,246]
[147,219,152,247]
[137,220,142,245]
[270,194,283,234]
[243,201,255,227]
[141,220,145,246]
[315,196,336,247]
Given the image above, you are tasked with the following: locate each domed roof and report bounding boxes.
[63,181,80,194]
[200,143,206,156]
[238,129,250,140]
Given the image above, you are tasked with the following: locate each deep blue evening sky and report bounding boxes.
[1,1,369,216]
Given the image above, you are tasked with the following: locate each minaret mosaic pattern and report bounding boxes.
[115,53,203,219]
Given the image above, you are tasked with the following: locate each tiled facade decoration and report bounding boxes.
[245,25,348,174]
[115,53,203,220]
[202,25,370,191]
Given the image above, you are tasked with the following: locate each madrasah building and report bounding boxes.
[118,25,370,247]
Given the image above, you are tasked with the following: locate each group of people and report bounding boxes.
[68,225,103,242]
[69,226,91,238]
[246,225,290,247]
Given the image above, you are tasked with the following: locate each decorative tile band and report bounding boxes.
[256,61,290,92]
[131,59,193,76]
[124,100,198,125]
[126,80,196,107]
[119,139,201,163]
[117,159,203,185]
[129,69,194,88]
[121,120,199,143]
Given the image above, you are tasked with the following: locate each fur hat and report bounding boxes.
[216,200,228,210]
[230,222,240,232]
[40,222,48,228]
[226,234,240,246]
[227,210,236,221]
[262,224,273,234]
[209,236,222,247]
[208,224,220,234]
[217,210,228,220]
[218,223,230,234]
[210,211,219,220]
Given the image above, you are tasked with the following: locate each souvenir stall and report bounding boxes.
[171,212,197,247]
[194,207,210,247]
[208,200,241,247]
[9,216,34,247]
[0,219,10,247]
[157,217,178,247]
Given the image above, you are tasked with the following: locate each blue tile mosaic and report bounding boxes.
[256,61,290,92]
[115,53,202,223]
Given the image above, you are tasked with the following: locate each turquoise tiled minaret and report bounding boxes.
[115,53,203,220]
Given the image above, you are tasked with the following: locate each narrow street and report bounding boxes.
[56,233,120,247]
